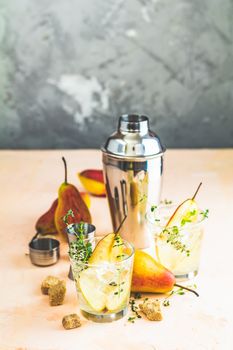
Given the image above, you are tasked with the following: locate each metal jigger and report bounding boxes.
[66,223,96,280]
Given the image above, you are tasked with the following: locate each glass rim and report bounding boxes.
[69,236,135,267]
[66,222,96,234]
[146,203,207,230]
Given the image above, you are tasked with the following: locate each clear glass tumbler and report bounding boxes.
[70,237,134,322]
[147,204,206,280]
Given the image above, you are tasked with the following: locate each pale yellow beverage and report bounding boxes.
[147,204,206,280]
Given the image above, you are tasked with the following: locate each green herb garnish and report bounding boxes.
[129,299,142,319]
[180,209,197,226]
[162,300,170,307]
[109,281,117,286]
[127,295,146,323]
[151,205,157,212]
[160,226,190,256]
[69,237,92,263]
[134,292,142,299]
[200,209,209,218]
[162,284,199,306]
[63,209,92,263]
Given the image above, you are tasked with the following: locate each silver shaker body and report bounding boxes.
[102,115,165,249]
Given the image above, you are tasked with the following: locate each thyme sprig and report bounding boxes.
[180,209,197,226]
[160,226,190,256]
[162,284,198,307]
[69,238,92,263]
[63,209,92,263]
[154,207,209,256]
[127,293,148,323]
[128,298,142,323]
[151,205,157,212]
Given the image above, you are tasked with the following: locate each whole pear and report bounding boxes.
[131,250,175,293]
[55,157,92,240]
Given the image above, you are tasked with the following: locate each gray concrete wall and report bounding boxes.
[0,0,233,149]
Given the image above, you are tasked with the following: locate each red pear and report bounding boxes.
[35,199,58,235]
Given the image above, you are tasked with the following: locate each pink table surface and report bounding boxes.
[0,149,232,350]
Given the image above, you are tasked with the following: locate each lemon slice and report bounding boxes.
[78,268,106,312]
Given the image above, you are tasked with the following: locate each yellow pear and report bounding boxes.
[55,157,91,240]
[131,250,175,293]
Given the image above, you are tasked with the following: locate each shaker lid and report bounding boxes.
[101,114,165,158]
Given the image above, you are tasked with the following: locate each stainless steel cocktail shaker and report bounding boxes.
[102,114,165,249]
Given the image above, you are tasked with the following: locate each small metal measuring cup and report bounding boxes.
[29,237,60,266]
[66,223,96,280]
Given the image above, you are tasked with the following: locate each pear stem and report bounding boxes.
[174,283,199,297]
[62,157,67,184]
[115,216,127,235]
[192,182,202,200]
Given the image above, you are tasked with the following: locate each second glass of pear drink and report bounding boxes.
[147,183,208,280]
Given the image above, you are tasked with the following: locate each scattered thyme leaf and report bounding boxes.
[109,282,117,286]
[201,209,209,218]
[151,205,157,212]
[163,300,170,307]
[128,317,136,323]
[134,292,142,299]
[116,254,126,259]
[112,243,124,247]
[128,295,145,323]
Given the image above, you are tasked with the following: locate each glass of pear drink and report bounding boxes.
[147,184,208,280]
[69,234,134,322]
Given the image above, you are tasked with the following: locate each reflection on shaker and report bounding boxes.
[114,186,122,226]
[120,180,128,217]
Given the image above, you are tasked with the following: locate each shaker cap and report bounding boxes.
[101,114,165,158]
